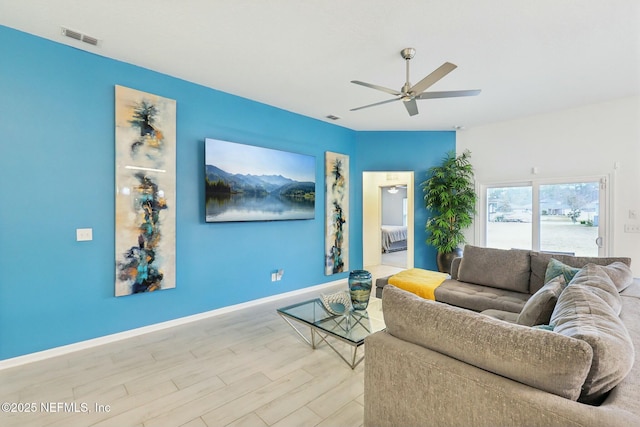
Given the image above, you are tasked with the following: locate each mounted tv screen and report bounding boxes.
[205,138,316,222]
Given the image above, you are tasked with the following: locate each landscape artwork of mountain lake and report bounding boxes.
[205,138,316,222]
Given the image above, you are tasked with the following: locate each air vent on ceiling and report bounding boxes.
[325,114,341,121]
[61,27,100,46]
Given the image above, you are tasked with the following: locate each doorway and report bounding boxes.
[363,172,415,272]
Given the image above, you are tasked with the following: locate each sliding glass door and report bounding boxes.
[486,185,532,250]
[539,182,601,256]
[483,178,607,256]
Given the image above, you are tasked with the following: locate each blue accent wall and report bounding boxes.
[355,131,456,269]
[0,25,453,360]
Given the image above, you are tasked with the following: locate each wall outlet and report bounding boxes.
[624,224,640,233]
[76,228,93,241]
[271,269,284,281]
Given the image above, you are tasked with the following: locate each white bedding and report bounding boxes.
[381,225,407,252]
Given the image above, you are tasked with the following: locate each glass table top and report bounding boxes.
[277,298,385,345]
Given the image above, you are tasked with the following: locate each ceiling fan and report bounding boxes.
[350,48,481,116]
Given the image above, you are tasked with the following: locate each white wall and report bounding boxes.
[381,187,407,226]
[458,96,640,276]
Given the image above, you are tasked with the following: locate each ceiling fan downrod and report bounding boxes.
[401,48,415,95]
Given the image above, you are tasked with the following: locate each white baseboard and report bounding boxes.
[0,279,346,371]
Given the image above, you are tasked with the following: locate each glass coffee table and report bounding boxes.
[277,298,385,369]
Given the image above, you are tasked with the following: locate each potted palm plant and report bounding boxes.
[421,149,477,273]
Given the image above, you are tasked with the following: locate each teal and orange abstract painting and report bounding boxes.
[115,85,176,297]
[325,151,349,275]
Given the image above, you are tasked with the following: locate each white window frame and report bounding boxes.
[477,174,611,256]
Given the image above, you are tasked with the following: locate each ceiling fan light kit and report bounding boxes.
[351,48,481,117]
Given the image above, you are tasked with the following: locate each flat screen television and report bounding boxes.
[205,138,316,222]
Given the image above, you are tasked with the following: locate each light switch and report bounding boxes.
[76,228,93,241]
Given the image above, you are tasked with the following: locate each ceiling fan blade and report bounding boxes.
[351,80,402,96]
[403,98,419,116]
[409,62,457,95]
[417,89,482,99]
[350,97,401,112]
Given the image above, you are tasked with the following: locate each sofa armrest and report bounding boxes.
[364,331,638,427]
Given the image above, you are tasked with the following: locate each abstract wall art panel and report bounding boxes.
[115,85,176,297]
[325,151,349,275]
[204,138,316,222]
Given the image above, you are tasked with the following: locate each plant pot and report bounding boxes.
[436,248,463,274]
[348,270,372,310]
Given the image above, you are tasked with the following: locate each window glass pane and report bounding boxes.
[487,186,532,250]
[540,182,599,256]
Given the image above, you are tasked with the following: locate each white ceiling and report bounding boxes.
[1,0,639,131]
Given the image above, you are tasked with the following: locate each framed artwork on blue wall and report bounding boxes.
[325,151,349,275]
[204,138,316,222]
[114,85,176,297]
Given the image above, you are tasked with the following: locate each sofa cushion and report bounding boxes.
[516,275,566,326]
[544,258,581,284]
[458,245,531,293]
[480,309,518,323]
[620,279,640,299]
[529,252,632,294]
[383,285,593,401]
[600,261,634,292]
[551,279,634,404]
[435,279,530,313]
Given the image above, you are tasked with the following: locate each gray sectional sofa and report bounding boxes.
[375,244,631,312]
[365,246,640,427]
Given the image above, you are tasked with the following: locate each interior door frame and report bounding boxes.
[362,171,415,268]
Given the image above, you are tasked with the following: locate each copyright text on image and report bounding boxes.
[2,402,111,413]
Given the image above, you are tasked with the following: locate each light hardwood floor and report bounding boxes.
[0,266,401,427]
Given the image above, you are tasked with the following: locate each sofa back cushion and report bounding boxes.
[551,271,634,404]
[458,245,531,293]
[529,252,631,294]
[571,264,622,314]
[600,261,634,292]
[383,285,593,401]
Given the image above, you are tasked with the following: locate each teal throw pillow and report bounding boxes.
[532,324,555,331]
[544,258,581,284]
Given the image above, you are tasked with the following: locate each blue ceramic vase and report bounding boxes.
[348,270,372,310]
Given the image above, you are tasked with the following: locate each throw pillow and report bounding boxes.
[544,258,581,284]
[516,275,566,327]
[532,324,555,331]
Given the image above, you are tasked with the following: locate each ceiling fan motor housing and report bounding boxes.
[400,48,416,60]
